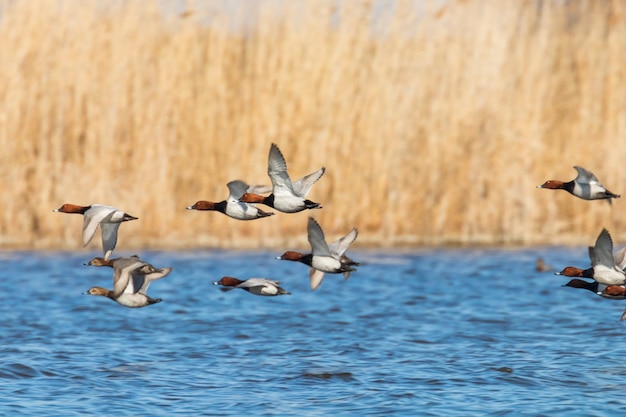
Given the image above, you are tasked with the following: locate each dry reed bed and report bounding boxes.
[0,0,625,252]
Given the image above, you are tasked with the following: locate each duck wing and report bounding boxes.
[268,143,296,196]
[135,267,172,294]
[307,217,331,256]
[587,246,597,266]
[100,223,121,260]
[238,278,274,289]
[226,180,251,201]
[129,273,148,295]
[615,247,626,270]
[291,167,325,197]
[328,228,358,258]
[246,184,272,195]
[233,278,274,295]
[593,228,616,269]
[111,258,148,298]
[573,166,601,185]
[309,268,325,291]
[81,205,116,246]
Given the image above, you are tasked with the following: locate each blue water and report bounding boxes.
[1,247,626,416]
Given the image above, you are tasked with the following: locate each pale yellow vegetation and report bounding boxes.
[0,0,625,251]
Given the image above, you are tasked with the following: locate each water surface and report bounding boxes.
[1,247,625,416]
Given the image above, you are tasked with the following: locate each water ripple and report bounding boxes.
[1,249,626,415]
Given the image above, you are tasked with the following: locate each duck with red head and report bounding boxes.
[563,278,626,301]
[187,180,274,220]
[537,166,620,203]
[603,285,626,297]
[276,251,313,264]
[213,276,290,296]
[83,256,171,308]
[563,279,598,292]
[53,203,137,260]
[555,266,594,279]
[588,228,626,285]
[239,143,325,213]
[277,218,359,291]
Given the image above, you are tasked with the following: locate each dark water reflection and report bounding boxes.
[1,248,626,415]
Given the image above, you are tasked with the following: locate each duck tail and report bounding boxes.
[257,209,275,218]
[304,200,322,210]
[147,297,163,305]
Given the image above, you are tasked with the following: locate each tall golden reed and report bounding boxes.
[0,0,625,252]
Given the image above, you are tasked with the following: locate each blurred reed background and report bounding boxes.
[0,0,625,251]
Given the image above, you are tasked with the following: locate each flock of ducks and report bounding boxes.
[537,166,626,319]
[54,150,623,314]
[54,143,359,307]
